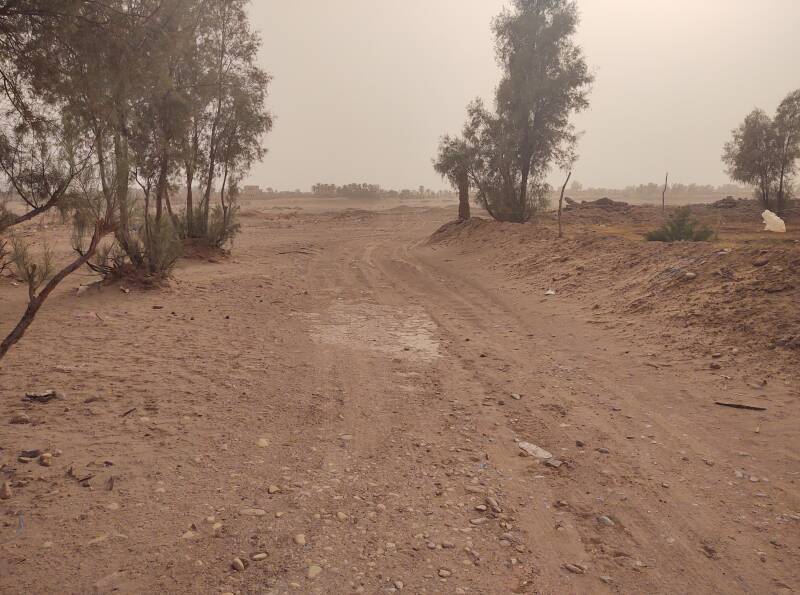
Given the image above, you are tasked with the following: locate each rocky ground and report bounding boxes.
[1,200,798,594]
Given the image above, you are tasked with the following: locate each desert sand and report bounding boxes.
[1,199,798,594]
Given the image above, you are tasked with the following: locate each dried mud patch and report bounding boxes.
[307,302,440,361]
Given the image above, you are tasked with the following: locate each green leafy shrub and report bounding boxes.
[141,215,183,275]
[645,207,715,242]
[206,203,241,249]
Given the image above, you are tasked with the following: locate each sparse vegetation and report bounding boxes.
[437,0,592,223]
[0,0,271,360]
[434,136,473,221]
[644,207,715,243]
[723,89,800,214]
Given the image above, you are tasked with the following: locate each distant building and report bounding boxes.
[240,185,265,199]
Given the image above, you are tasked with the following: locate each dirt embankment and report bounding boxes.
[430,210,800,376]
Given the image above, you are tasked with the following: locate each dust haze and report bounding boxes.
[250,0,800,191]
[1,2,799,594]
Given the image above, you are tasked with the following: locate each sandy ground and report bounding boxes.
[1,200,799,594]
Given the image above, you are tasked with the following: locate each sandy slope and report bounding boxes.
[1,205,798,594]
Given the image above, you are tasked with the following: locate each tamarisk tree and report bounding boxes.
[435,0,592,223]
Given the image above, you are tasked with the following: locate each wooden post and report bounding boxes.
[662,172,669,214]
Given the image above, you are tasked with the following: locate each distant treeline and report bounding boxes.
[566,181,752,203]
[309,183,455,200]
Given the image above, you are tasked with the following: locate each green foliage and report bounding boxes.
[141,215,183,275]
[645,208,715,243]
[207,203,241,249]
[439,0,592,223]
[723,88,800,214]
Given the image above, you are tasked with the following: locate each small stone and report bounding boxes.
[600,575,613,584]
[596,447,610,454]
[753,256,770,267]
[307,565,323,579]
[231,558,246,572]
[475,504,488,512]
[519,442,553,459]
[438,568,452,578]
[710,362,722,370]
[240,508,267,516]
[0,482,11,499]
[544,459,563,469]
[683,272,697,281]
[10,413,31,425]
[470,517,488,525]
[257,438,270,448]
[39,453,53,467]
[575,440,585,448]
[597,515,615,527]
[294,533,307,546]
[486,497,502,513]
[268,485,281,494]
[336,511,348,521]
[563,563,585,574]
[394,580,404,590]
[511,393,522,400]
[252,553,268,561]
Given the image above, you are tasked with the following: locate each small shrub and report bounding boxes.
[206,203,241,249]
[10,235,54,292]
[645,207,715,242]
[142,215,182,275]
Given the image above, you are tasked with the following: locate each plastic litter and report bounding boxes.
[762,210,786,233]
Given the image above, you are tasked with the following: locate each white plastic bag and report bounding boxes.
[762,210,787,233]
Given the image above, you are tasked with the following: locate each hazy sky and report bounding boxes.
[248,1,800,191]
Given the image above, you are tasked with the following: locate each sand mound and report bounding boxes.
[428,216,800,363]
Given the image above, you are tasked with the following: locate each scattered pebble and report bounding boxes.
[10,414,31,425]
[563,563,586,574]
[294,533,307,546]
[307,565,323,579]
[0,482,11,499]
[268,485,281,494]
[252,553,268,561]
[598,516,615,527]
[438,568,452,578]
[231,558,246,572]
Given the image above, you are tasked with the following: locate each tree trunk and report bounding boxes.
[457,174,470,221]
[0,228,104,361]
[113,129,139,265]
[155,157,168,223]
[558,171,572,239]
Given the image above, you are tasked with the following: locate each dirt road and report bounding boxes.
[1,205,798,594]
